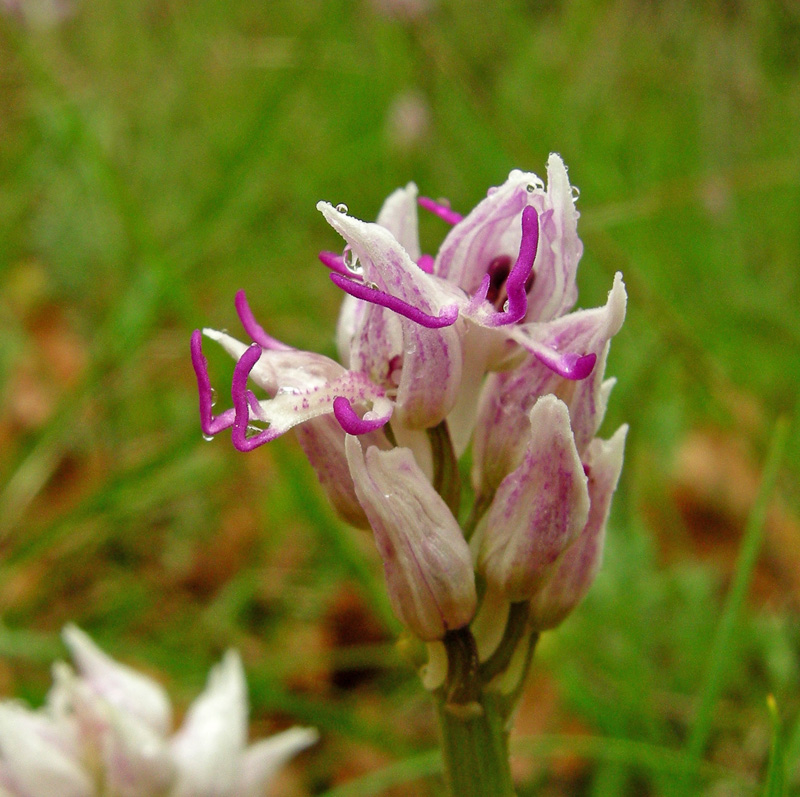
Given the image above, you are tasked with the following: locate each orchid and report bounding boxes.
[0,626,317,797]
[192,156,627,796]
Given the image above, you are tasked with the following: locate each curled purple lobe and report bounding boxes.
[231,344,282,452]
[330,272,459,329]
[418,196,463,225]
[227,342,393,452]
[474,205,539,328]
[333,396,391,435]
[234,290,293,351]
[190,330,235,437]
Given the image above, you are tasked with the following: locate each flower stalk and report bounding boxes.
[436,690,516,797]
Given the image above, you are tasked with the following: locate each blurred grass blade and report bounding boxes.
[682,418,789,792]
[763,696,786,797]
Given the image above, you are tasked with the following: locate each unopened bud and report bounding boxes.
[346,436,477,641]
[479,396,590,602]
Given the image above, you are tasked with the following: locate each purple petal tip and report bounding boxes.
[563,352,597,380]
[235,290,292,351]
[532,348,597,380]
[191,329,235,436]
[230,344,276,451]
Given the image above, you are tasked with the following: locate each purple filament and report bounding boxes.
[418,196,464,225]
[230,344,281,452]
[484,206,539,327]
[330,272,459,329]
[190,330,235,436]
[333,396,391,435]
[235,291,293,351]
[318,250,354,278]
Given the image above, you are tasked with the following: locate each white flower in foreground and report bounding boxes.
[0,626,318,797]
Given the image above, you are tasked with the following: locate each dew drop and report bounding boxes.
[571,186,581,200]
[526,184,536,193]
[202,433,214,442]
[502,299,510,312]
[343,247,362,275]
[336,203,349,214]
[209,387,217,407]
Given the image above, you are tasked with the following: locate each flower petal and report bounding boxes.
[317,201,459,323]
[523,153,582,322]
[433,171,532,292]
[237,727,319,797]
[171,651,248,797]
[376,182,421,262]
[202,330,393,451]
[0,704,92,797]
[471,359,561,498]
[346,436,476,640]
[62,625,172,736]
[319,204,464,429]
[508,271,626,380]
[479,396,590,602]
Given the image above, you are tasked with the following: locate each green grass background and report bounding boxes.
[1,0,799,794]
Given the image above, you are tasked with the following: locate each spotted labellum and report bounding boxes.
[192,154,627,704]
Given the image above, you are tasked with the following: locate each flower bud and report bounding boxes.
[529,425,627,630]
[346,435,477,640]
[479,395,590,603]
[62,624,172,735]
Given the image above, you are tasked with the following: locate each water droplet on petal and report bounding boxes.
[336,203,349,214]
[526,184,536,193]
[209,387,217,407]
[502,299,510,312]
[343,247,362,275]
[571,186,581,200]
[202,433,214,442]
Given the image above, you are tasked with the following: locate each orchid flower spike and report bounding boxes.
[192,155,627,650]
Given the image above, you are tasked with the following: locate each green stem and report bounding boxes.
[480,601,531,684]
[427,421,461,518]
[436,690,517,797]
